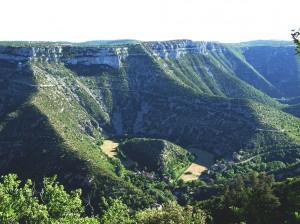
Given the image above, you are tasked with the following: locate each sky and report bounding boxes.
[1,0,300,43]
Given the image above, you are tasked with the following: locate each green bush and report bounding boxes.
[0,174,98,224]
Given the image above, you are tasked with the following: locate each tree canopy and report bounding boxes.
[0,174,98,223]
[0,174,209,224]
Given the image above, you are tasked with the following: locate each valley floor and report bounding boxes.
[179,147,215,182]
[179,163,207,182]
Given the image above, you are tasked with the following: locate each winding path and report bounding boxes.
[235,147,300,165]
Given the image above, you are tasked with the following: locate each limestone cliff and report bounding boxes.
[0,40,224,69]
[0,46,128,69]
[0,40,299,98]
[143,40,225,58]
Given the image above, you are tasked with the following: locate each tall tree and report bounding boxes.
[292,30,300,53]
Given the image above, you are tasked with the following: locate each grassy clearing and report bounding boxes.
[179,148,214,182]
[179,163,207,182]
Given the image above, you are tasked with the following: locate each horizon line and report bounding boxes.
[0,38,294,44]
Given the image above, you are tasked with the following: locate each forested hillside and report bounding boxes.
[0,40,300,223]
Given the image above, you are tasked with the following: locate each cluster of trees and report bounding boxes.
[201,173,300,224]
[0,174,97,223]
[102,199,208,224]
[0,174,208,224]
[5,171,300,224]
[119,138,192,180]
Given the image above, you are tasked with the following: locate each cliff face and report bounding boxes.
[144,40,225,58]
[0,40,299,98]
[0,40,224,69]
[145,40,300,98]
[62,47,128,68]
[0,46,128,69]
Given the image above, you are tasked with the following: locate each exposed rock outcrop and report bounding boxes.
[62,47,128,68]
[0,46,128,69]
[143,40,225,59]
[0,40,225,68]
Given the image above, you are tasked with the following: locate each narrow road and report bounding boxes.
[256,128,284,133]
[235,147,299,165]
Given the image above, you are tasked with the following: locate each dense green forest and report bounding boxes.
[1,173,300,223]
[0,174,208,223]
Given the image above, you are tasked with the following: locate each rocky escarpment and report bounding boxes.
[143,40,225,59]
[0,46,128,69]
[0,40,299,99]
[0,40,225,69]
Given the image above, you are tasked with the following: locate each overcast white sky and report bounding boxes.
[1,0,299,42]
